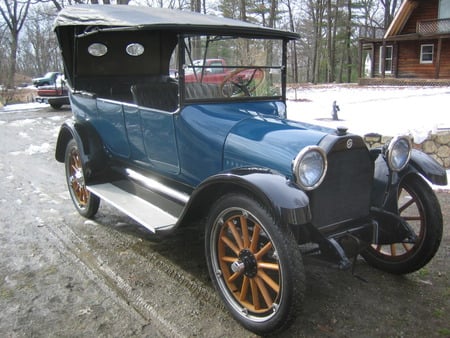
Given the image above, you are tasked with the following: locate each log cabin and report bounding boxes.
[359,0,450,85]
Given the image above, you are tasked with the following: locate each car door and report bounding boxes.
[95,98,131,158]
[127,105,180,175]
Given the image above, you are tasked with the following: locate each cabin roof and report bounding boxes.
[54,5,299,40]
[384,0,420,38]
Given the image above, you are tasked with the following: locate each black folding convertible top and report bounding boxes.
[54,5,299,39]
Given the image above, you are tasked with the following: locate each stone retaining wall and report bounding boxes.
[359,78,450,87]
[363,131,450,168]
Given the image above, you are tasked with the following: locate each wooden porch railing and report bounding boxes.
[417,18,450,35]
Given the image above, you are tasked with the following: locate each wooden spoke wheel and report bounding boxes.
[205,193,304,335]
[362,175,442,274]
[217,211,281,314]
[65,139,99,218]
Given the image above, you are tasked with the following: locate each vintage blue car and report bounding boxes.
[54,5,446,335]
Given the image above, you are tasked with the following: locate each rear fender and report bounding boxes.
[55,119,108,180]
[181,167,311,227]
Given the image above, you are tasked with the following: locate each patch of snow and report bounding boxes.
[287,85,450,191]
[287,85,450,142]
[10,142,52,156]
[48,115,66,121]
[19,131,30,138]
[9,118,40,127]
[1,102,48,113]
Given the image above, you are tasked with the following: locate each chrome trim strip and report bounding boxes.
[124,168,190,205]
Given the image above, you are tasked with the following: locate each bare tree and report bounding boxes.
[20,5,62,76]
[380,0,399,29]
[285,0,298,82]
[0,21,8,85]
[1,0,31,88]
[306,0,325,83]
[239,0,246,21]
[190,0,200,12]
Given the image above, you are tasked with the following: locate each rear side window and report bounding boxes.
[126,43,145,56]
[88,43,108,57]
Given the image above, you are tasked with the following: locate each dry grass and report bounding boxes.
[0,87,37,106]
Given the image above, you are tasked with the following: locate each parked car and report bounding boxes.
[35,74,70,109]
[53,5,446,335]
[184,58,265,97]
[32,71,62,87]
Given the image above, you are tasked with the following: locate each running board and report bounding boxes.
[87,183,178,233]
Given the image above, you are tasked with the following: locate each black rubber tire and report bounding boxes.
[50,103,63,110]
[64,139,100,218]
[362,174,443,274]
[205,193,305,335]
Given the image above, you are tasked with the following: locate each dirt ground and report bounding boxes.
[0,106,449,337]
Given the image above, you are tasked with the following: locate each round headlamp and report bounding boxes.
[386,135,412,172]
[292,146,327,191]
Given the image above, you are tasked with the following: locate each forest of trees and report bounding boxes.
[0,0,402,88]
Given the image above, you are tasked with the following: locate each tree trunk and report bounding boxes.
[308,0,324,83]
[326,0,332,82]
[240,0,247,22]
[346,0,352,82]
[286,0,298,83]
[7,30,18,89]
[0,0,31,89]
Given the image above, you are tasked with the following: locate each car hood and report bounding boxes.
[224,116,331,178]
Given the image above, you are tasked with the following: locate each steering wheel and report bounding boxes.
[220,68,265,97]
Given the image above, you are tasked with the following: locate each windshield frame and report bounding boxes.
[177,33,288,105]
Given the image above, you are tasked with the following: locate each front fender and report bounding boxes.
[55,119,108,179]
[371,148,447,209]
[370,149,447,244]
[181,167,311,226]
[409,149,447,186]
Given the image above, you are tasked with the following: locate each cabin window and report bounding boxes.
[379,45,393,74]
[439,0,450,19]
[420,44,434,64]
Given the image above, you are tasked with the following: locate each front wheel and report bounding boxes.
[205,193,305,335]
[64,139,100,218]
[362,175,443,274]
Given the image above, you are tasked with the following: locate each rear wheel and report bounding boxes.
[64,139,100,218]
[50,103,63,110]
[362,175,442,274]
[205,193,305,335]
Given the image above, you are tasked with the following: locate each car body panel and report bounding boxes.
[175,101,293,185]
[224,117,328,178]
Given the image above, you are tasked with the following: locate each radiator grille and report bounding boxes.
[308,147,373,228]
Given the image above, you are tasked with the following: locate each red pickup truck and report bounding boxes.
[184,58,265,97]
[35,74,70,110]
[184,58,229,83]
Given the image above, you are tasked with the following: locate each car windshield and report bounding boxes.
[177,35,284,101]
